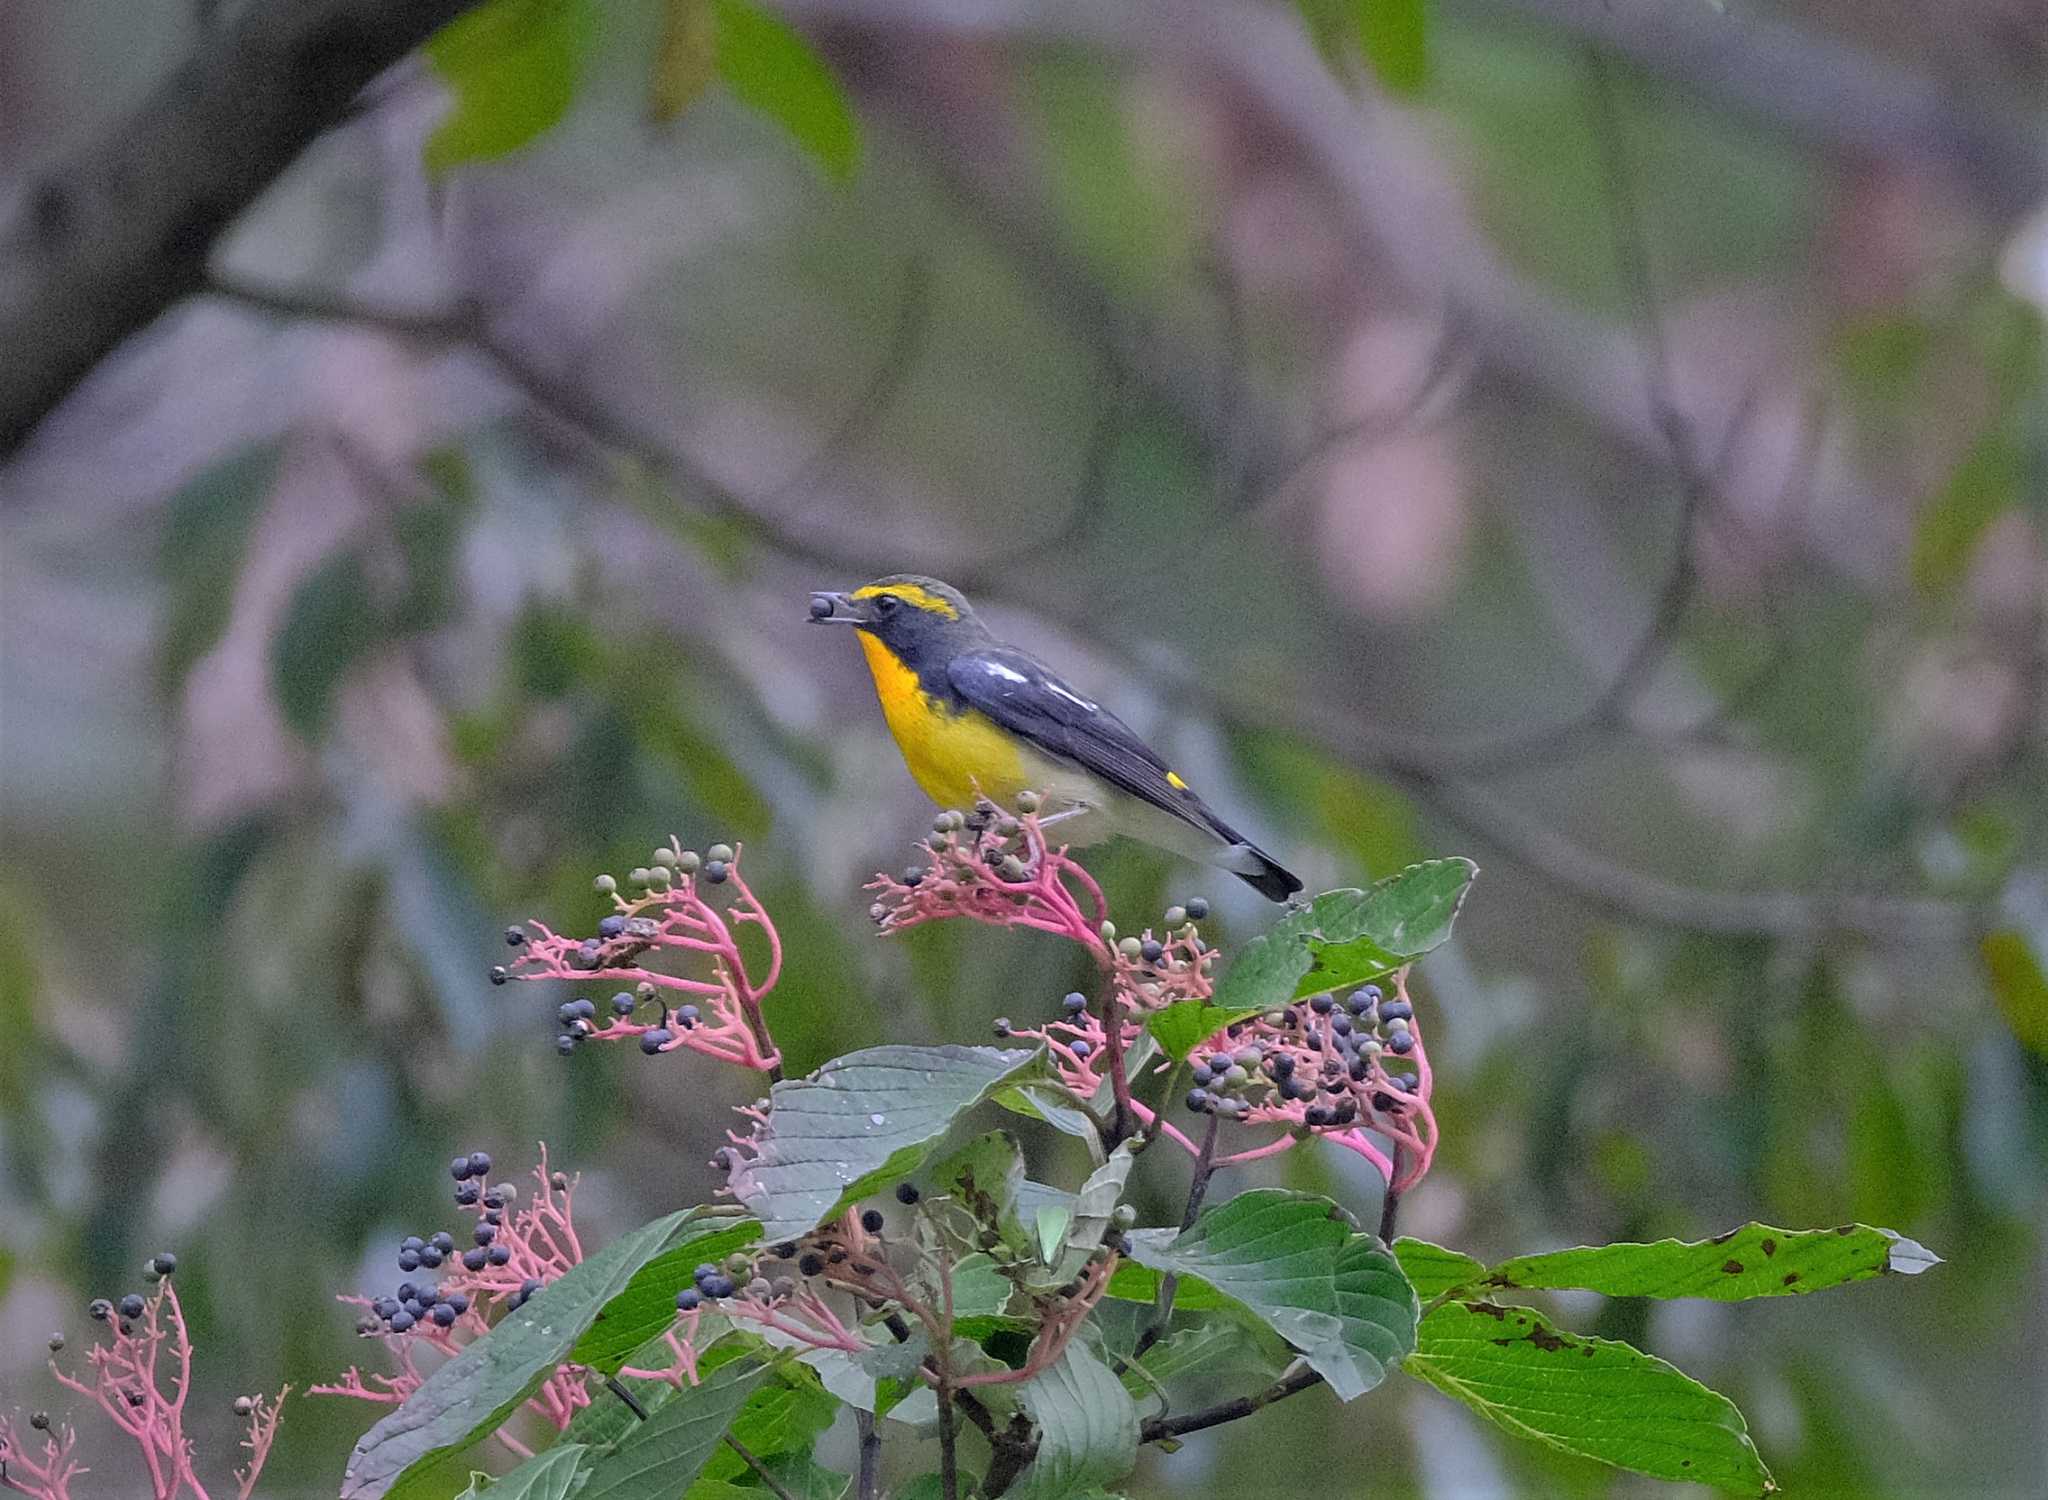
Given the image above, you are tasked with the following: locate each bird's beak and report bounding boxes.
[808,591,860,624]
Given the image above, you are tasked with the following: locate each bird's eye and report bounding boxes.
[875,594,900,614]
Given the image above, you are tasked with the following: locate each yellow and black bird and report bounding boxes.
[809,575,1301,902]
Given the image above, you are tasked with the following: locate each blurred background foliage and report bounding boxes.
[1,0,2045,1495]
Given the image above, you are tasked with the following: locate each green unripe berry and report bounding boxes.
[676,850,702,873]
[999,855,1027,880]
[1163,905,1187,927]
[1112,1204,1138,1228]
[1098,921,1117,943]
[629,867,650,885]
[707,843,734,864]
[594,874,617,894]
[1015,790,1041,813]
[1118,936,1143,958]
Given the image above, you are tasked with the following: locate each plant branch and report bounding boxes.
[1131,1112,1220,1361]
[0,0,488,455]
[855,1409,880,1500]
[724,1437,799,1500]
[1139,1362,1324,1443]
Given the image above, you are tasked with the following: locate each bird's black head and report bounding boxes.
[807,575,987,674]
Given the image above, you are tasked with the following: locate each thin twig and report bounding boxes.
[1139,1362,1324,1442]
[856,1409,881,1500]
[1131,1112,1220,1361]
[724,1436,800,1500]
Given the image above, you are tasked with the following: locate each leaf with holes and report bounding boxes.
[1484,1223,1939,1301]
[342,1210,702,1499]
[728,1045,1048,1241]
[1406,1301,1774,1494]
[1114,1190,1415,1400]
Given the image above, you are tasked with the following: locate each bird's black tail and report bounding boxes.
[1226,842,1304,903]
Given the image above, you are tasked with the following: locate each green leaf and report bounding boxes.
[1144,1002,1247,1063]
[1406,1301,1775,1494]
[340,1209,702,1499]
[1392,1238,1486,1300]
[578,1353,771,1500]
[689,1452,849,1499]
[424,0,595,174]
[1006,1342,1140,1500]
[464,1443,585,1498]
[692,1363,841,1487]
[1983,928,2048,1057]
[1115,1190,1416,1401]
[928,1130,1027,1243]
[1120,1321,1257,1400]
[1484,1224,1940,1301]
[155,442,279,700]
[271,549,384,740]
[573,1214,762,1371]
[949,1252,1015,1321]
[1353,0,1429,95]
[1209,860,1477,1019]
[713,0,860,180]
[994,1080,1105,1155]
[728,1045,1049,1241]
[1912,432,2022,595]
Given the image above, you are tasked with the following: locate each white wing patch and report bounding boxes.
[983,661,1030,684]
[1046,682,1096,711]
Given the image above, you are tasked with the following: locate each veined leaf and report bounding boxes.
[578,1353,771,1500]
[1392,1238,1486,1300]
[728,1045,1050,1241]
[1484,1223,1940,1301]
[456,1442,583,1499]
[1407,1301,1774,1494]
[424,0,595,173]
[1113,1190,1416,1400]
[1006,1342,1139,1500]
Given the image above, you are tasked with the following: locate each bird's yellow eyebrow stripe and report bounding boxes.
[852,583,959,619]
[1166,771,1188,790]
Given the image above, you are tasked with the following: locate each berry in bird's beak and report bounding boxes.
[808,591,856,622]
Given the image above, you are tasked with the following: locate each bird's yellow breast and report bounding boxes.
[857,632,1031,809]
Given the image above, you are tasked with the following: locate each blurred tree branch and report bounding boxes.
[0,0,485,456]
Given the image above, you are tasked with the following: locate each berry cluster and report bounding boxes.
[866,798,1112,953]
[3,1255,286,1500]
[496,838,783,1073]
[314,1150,594,1443]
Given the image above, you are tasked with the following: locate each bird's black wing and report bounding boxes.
[945,647,1242,842]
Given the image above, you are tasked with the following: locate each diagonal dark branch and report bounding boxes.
[0,0,486,457]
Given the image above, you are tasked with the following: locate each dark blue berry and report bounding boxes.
[395,1281,418,1302]
[1185,898,1209,920]
[1140,940,1164,963]
[487,1244,511,1266]
[774,1241,797,1259]
[1062,992,1088,1014]
[676,1288,702,1311]
[489,966,508,986]
[447,1293,471,1314]
[798,1252,826,1276]
[640,1028,672,1055]
[598,915,626,940]
[150,1252,177,1277]
[555,1034,579,1056]
[1304,1105,1335,1127]
[676,1005,699,1026]
[612,992,636,1016]
[694,1263,718,1285]
[506,927,527,946]
[703,861,729,884]
[418,1247,443,1269]
[1380,1000,1413,1022]
[1388,1031,1415,1055]
[861,1209,884,1233]
[895,1182,920,1204]
[400,1235,425,1252]
[455,1183,480,1206]
[1069,1039,1092,1059]
[389,1309,416,1332]
[397,1249,421,1272]
[474,1223,497,1246]
[451,1156,473,1181]
[468,1152,492,1178]
[704,1275,738,1299]
[432,1303,458,1327]
[430,1232,454,1254]
[1310,995,1333,1014]
[463,1248,489,1272]
[1186,1088,1211,1112]
[118,1294,145,1320]
[1330,1013,1353,1035]
[517,1278,543,1306]
[902,867,925,887]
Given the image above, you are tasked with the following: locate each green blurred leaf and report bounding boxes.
[1392,1238,1486,1300]
[1406,1301,1774,1494]
[1208,859,1477,1020]
[1114,1190,1416,1401]
[728,1045,1050,1240]
[714,0,860,180]
[460,1443,584,1499]
[272,548,382,740]
[579,1352,771,1500]
[424,0,595,173]
[651,0,719,124]
[1006,1342,1140,1500]
[155,442,279,699]
[573,1213,762,1371]
[1983,928,2048,1056]
[341,1209,703,1499]
[1353,0,1428,95]
[1484,1223,1939,1300]
[1911,433,2022,596]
